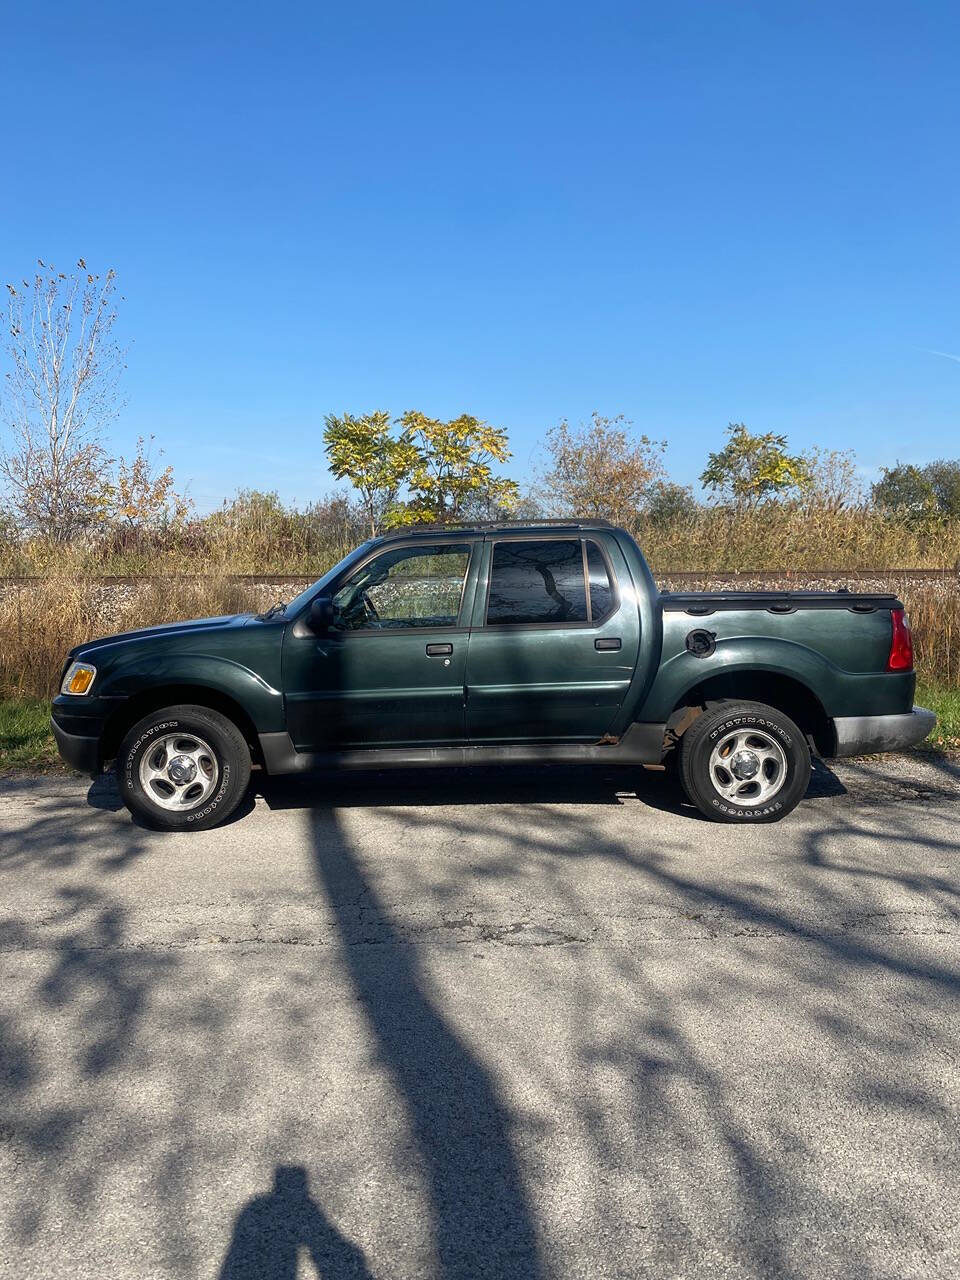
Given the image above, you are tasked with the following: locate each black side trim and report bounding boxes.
[661,591,903,615]
[258,721,667,775]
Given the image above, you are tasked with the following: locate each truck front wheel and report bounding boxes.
[117,705,252,832]
[678,701,811,823]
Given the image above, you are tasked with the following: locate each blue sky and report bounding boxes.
[1,1,958,512]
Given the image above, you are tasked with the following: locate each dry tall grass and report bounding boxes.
[0,576,275,699]
[907,587,959,685]
[2,571,955,700]
[3,503,960,576]
[0,494,362,578]
[634,505,960,572]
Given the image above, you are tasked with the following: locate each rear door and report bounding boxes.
[464,534,640,743]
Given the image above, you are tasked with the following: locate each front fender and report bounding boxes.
[97,654,286,732]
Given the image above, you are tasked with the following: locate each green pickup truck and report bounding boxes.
[51,520,935,830]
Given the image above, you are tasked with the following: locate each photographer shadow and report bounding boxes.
[218,1165,371,1280]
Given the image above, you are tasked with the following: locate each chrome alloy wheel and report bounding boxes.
[138,732,219,811]
[707,728,787,807]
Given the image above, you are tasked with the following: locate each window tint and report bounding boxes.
[332,544,470,630]
[486,539,587,626]
[586,541,616,623]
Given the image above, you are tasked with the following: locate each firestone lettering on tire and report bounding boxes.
[708,714,791,748]
[711,797,784,817]
[707,713,793,809]
[117,705,251,831]
[186,764,231,823]
[125,720,179,784]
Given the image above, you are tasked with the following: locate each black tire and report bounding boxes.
[679,701,811,823]
[117,705,251,832]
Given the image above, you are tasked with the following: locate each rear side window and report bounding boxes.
[586,540,616,623]
[486,539,588,625]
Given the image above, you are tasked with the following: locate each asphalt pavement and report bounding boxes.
[2,753,959,1279]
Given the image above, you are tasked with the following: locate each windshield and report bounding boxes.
[278,540,379,619]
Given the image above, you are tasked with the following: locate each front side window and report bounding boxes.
[486,539,588,626]
[331,544,470,631]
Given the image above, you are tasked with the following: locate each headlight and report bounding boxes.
[61,661,97,696]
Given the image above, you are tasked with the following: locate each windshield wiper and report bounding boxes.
[256,600,287,621]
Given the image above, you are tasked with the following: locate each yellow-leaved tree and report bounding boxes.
[323,411,419,536]
[700,423,811,510]
[391,411,519,526]
[111,435,192,530]
[323,409,519,529]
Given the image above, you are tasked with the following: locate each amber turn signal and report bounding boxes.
[61,661,97,696]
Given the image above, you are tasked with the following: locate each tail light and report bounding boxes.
[887,607,914,671]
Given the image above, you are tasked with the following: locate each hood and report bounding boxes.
[71,613,253,658]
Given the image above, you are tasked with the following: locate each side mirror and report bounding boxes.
[308,595,336,632]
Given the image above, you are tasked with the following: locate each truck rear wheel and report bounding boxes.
[679,701,810,823]
[117,705,252,831]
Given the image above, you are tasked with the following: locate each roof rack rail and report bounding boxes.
[390,518,616,534]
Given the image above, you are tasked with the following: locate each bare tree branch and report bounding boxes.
[0,260,123,541]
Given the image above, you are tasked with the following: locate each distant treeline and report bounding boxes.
[3,487,960,578]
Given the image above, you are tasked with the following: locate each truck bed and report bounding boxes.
[661,590,903,614]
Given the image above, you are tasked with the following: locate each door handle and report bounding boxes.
[594,637,621,651]
[426,643,453,657]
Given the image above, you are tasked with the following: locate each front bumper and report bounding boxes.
[832,705,936,758]
[50,716,102,775]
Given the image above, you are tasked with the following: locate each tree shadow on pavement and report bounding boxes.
[307,803,546,1279]
[86,769,258,833]
[0,792,178,1253]
[257,751,848,819]
[3,751,960,1278]
[295,760,959,1278]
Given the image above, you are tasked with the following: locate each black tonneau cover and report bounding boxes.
[661,591,903,615]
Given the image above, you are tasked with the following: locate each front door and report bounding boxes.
[282,540,476,751]
[465,535,640,742]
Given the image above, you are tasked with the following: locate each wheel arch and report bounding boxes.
[666,670,833,756]
[103,685,262,765]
